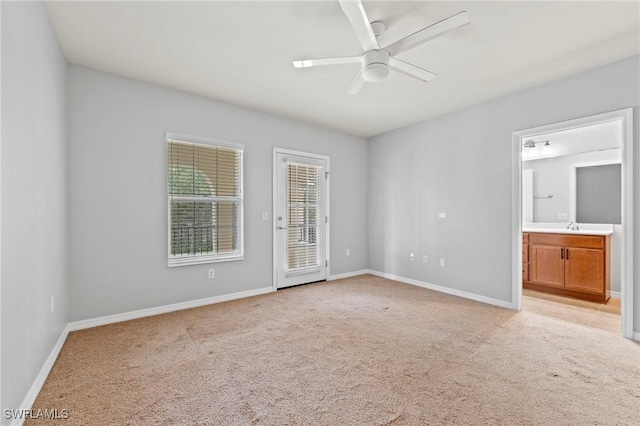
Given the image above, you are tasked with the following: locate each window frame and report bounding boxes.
[166,133,244,267]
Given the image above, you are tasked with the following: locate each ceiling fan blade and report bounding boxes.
[347,71,366,95]
[384,11,470,57]
[292,56,361,69]
[389,58,437,83]
[338,0,379,52]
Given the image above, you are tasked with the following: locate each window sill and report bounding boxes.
[168,253,244,267]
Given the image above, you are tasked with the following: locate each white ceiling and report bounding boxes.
[45,1,640,138]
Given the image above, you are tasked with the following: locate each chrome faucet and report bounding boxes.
[566,222,574,230]
[565,222,580,231]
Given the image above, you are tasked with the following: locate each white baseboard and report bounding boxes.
[328,269,370,281]
[610,291,621,299]
[11,325,70,426]
[68,286,274,332]
[368,270,515,310]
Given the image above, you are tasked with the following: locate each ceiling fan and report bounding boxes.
[292,0,470,95]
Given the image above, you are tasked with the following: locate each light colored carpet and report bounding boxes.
[29,275,639,425]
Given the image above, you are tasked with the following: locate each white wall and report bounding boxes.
[368,55,640,332]
[523,149,621,223]
[68,65,368,322]
[1,1,69,418]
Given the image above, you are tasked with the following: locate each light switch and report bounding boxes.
[438,212,447,219]
[558,213,567,220]
[262,211,269,221]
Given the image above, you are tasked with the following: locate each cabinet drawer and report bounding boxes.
[529,233,604,249]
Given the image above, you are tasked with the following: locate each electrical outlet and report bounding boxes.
[422,255,428,263]
[346,248,351,256]
[50,296,55,313]
[208,269,215,279]
[262,211,269,221]
[440,258,445,267]
[410,253,415,261]
[438,212,447,219]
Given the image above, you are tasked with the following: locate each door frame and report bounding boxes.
[272,147,330,291]
[511,108,634,339]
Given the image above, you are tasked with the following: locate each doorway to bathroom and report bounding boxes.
[512,109,633,338]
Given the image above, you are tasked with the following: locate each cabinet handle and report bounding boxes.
[561,248,564,259]
[565,248,569,260]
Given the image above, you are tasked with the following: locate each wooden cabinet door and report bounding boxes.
[564,248,604,294]
[530,245,564,287]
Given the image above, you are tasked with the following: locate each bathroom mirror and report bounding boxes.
[574,163,621,224]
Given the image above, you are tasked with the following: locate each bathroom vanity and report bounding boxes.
[522,229,611,303]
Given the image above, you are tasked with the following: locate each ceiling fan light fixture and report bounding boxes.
[363,63,389,82]
[362,49,390,82]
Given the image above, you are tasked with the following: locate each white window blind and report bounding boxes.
[286,163,321,272]
[167,137,243,266]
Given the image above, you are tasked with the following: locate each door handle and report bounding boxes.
[277,226,288,230]
[561,248,564,259]
[565,248,569,260]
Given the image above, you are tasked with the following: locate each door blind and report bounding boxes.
[286,163,320,271]
[168,138,243,266]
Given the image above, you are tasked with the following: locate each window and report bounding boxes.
[167,134,243,266]
[286,163,320,271]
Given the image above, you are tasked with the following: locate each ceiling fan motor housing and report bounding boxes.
[362,49,390,82]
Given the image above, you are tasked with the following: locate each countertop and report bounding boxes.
[523,228,613,236]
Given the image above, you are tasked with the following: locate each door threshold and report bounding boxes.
[278,280,326,290]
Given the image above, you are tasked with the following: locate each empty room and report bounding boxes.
[2,1,639,425]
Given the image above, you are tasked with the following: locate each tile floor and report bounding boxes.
[522,289,621,334]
